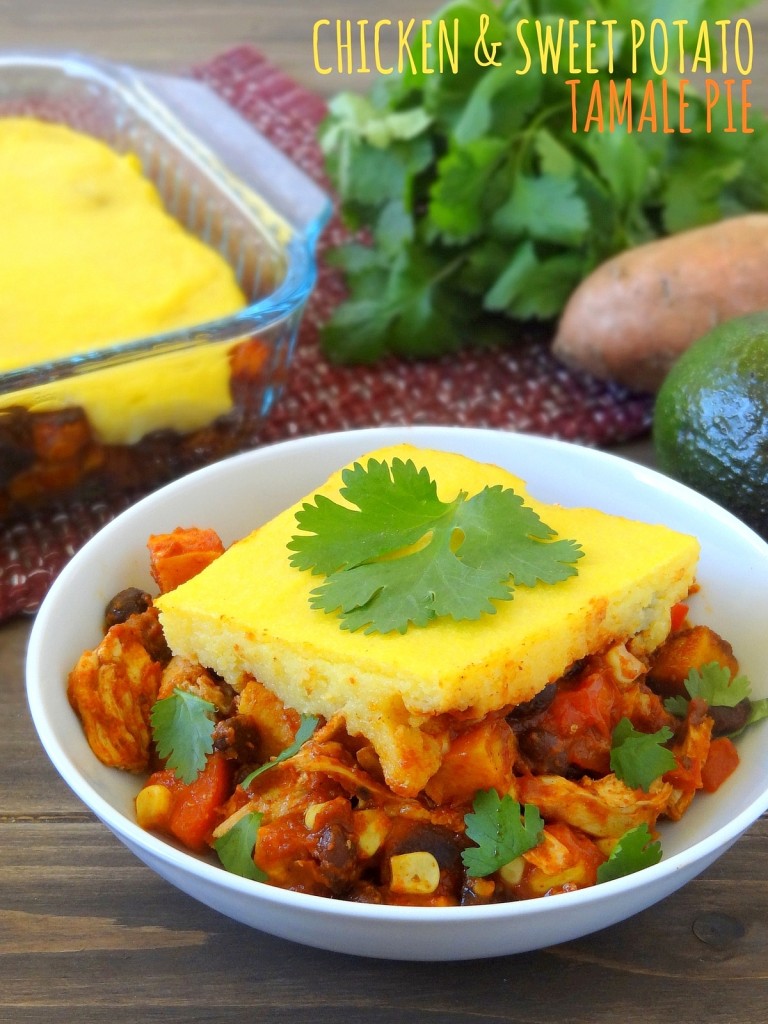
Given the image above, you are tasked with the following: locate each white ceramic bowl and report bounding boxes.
[26,426,768,960]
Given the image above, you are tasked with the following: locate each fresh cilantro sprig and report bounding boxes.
[610,718,677,793]
[288,456,582,634]
[150,689,216,785]
[151,687,319,790]
[319,0,768,363]
[665,661,752,718]
[596,824,662,884]
[462,789,544,877]
[213,810,267,882]
[665,661,768,736]
[240,715,320,789]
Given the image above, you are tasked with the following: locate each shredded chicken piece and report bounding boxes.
[67,621,163,772]
[664,698,713,821]
[516,772,672,840]
[157,655,234,713]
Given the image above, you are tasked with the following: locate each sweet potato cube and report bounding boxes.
[236,679,302,759]
[148,527,225,594]
[648,626,739,698]
[423,718,516,805]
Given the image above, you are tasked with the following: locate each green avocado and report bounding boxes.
[653,311,768,539]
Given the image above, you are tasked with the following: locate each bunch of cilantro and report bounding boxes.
[319,0,768,363]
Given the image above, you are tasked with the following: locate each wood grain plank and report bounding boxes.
[2,616,89,818]
[2,821,768,1022]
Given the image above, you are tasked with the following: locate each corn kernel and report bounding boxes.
[498,857,525,887]
[352,808,391,858]
[135,784,172,831]
[465,876,497,902]
[304,801,336,831]
[389,851,441,895]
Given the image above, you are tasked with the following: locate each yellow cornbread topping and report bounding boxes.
[157,444,701,796]
[0,118,246,443]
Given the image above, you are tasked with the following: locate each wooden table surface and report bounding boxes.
[3,3,768,1021]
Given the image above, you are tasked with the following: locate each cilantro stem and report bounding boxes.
[240,714,319,789]
[429,253,466,287]
[510,100,573,179]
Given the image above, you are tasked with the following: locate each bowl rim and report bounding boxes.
[25,425,768,925]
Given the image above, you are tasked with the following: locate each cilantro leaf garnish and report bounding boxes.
[213,810,267,882]
[665,661,752,718]
[240,715,320,789]
[288,457,582,635]
[610,718,677,793]
[462,789,544,878]
[742,699,768,733]
[150,688,216,785]
[596,824,662,884]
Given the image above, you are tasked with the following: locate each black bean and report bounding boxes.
[507,682,558,728]
[313,823,358,895]
[383,822,465,884]
[212,715,264,764]
[708,698,753,737]
[104,587,153,629]
[516,727,570,775]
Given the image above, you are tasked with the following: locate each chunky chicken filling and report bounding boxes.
[67,528,746,907]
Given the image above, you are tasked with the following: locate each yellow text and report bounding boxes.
[313,18,460,75]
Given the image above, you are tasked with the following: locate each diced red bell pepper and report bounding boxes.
[701,736,740,793]
[670,602,689,633]
[146,752,232,852]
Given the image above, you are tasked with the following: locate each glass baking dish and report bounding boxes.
[0,51,331,523]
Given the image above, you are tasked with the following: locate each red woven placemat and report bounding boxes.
[0,46,652,621]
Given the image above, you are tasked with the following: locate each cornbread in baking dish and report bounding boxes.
[0,117,246,443]
[156,444,700,796]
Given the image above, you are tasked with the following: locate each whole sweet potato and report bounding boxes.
[552,214,768,392]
